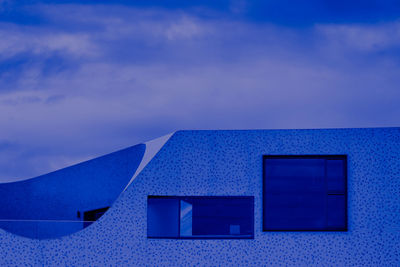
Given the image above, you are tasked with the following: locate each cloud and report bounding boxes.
[0,26,97,60]
[0,4,399,181]
[165,16,207,40]
[316,22,400,52]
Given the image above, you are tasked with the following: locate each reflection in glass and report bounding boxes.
[180,200,192,237]
[147,198,179,238]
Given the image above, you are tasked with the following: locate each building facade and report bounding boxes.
[0,128,399,266]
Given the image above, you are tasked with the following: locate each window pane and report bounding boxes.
[327,195,346,229]
[264,192,326,230]
[265,159,325,193]
[180,200,192,237]
[191,198,253,236]
[326,159,345,193]
[147,198,179,238]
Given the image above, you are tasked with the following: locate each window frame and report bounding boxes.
[147,195,255,239]
[262,155,348,232]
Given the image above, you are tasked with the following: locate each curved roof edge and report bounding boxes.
[123,132,175,191]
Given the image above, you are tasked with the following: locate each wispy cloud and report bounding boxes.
[0,26,97,59]
[316,22,400,52]
[0,4,399,181]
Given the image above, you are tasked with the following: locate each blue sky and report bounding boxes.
[0,0,399,181]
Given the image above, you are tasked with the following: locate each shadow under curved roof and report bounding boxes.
[0,143,146,239]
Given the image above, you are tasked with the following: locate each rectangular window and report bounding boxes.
[263,155,347,231]
[147,196,254,239]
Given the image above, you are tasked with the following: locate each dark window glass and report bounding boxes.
[147,198,180,238]
[83,207,109,228]
[147,196,254,239]
[263,155,347,231]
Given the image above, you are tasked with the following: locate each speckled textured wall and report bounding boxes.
[0,128,399,266]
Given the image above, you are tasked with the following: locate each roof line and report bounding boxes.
[123,132,175,192]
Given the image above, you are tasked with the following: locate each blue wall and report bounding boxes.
[0,128,399,266]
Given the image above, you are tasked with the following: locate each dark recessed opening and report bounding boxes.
[83,207,110,228]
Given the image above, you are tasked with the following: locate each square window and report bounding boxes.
[147,196,254,239]
[263,155,347,231]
